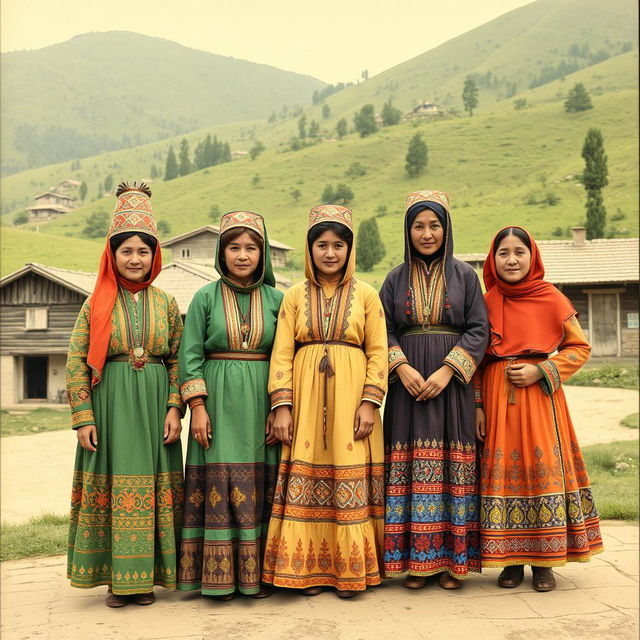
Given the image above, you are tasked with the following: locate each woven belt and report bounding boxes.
[484,353,547,363]
[205,352,269,361]
[106,355,164,364]
[401,325,461,337]
[295,340,363,350]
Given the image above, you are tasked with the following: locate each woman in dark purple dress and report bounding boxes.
[380,190,488,590]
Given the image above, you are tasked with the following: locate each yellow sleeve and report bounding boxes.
[361,285,388,406]
[268,288,297,409]
[537,315,591,395]
[65,300,95,429]
[166,294,186,414]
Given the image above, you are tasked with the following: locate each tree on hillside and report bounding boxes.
[565,83,593,113]
[150,164,159,179]
[405,133,428,177]
[250,141,265,160]
[209,204,221,221]
[462,77,479,116]
[178,138,192,176]
[104,173,114,192]
[79,181,88,202]
[322,104,330,120]
[222,142,232,163]
[381,99,401,126]
[336,118,348,139]
[581,128,608,239]
[309,120,320,138]
[321,184,335,203]
[157,219,171,235]
[298,114,307,139]
[13,212,29,226]
[290,188,302,202]
[83,210,110,238]
[356,217,386,271]
[164,145,178,180]
[354,104,377,137]
[334,183,354,205]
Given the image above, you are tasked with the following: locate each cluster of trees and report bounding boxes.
[312,83,348,105]
[321,183,354,205]
[164,134,231,181]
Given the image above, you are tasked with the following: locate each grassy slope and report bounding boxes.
[4,86,632,287]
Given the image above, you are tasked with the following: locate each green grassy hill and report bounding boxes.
[1,31,324,175]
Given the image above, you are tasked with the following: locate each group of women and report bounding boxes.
[66,183,604,608]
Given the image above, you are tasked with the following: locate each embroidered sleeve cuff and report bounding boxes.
[443,346,477,384]
[388,345,408,373]
[167,392,186,415]
[71,409,96,429]
[536,360,561,395]
[474,386,483,408]
[180,378,208,402]
[362,384,385,407]
[270,388,293,410]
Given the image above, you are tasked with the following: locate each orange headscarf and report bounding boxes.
[483,226,575,356]
[87,183,161,386]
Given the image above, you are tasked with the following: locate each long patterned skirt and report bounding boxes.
[262,344,385,591]
[384,333,480,578]
[67,361,184,595]
[479,358,603,567]
[178,359,279,596]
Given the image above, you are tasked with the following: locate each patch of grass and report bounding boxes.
[583,440,639,521]
[0,407,71,437]
[0,513,68,562]
[566,363,639,390]
[621,413,639,429]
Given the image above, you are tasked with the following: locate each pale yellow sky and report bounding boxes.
[1,0,534,82]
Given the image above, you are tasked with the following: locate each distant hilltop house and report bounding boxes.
[405,101,441,120]
[161,225,294,269]
[455,227,640,357]
[231,150,249,160]
[0,225,294,406]
[26,179,81,221]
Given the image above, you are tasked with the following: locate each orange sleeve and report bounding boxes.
[536,315,591,395]
[472,366,483,408]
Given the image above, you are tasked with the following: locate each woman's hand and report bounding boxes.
[272,406,293,446]
[265,410,279,445]
[416,365,454,401]
[77,424,98,452]
[191,404,212,449]
[397,364,426,397]
[354,401,376,441]
[506,363,543,388]
[475,408,486,442]
[163,407,183,445]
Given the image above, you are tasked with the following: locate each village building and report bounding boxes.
[161,225,294,269]
[405,101,441,120]
[0,257,291,406]
[26,190,76,222]
[455,228,639,357]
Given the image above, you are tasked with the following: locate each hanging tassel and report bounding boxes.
[505,359,516,404]
[318,347,335,377]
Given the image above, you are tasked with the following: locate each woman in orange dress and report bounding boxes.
[475,226,603,592]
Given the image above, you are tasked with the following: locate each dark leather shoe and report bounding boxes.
[498,565,525,588]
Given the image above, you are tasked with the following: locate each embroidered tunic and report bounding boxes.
[177,281,283,595]
[66,286,184,594]
[263,276,388,591]
[379,191,489,579]
[476,316,603,567]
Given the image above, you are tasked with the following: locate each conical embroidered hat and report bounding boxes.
[109,182,157,238]
[308,204,353,231]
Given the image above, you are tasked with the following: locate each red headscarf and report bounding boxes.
[483,226,575,356]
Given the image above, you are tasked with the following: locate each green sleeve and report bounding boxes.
[178,287,210,402]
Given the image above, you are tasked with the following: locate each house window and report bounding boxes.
[25,308,48,330]
[181,248,191,258]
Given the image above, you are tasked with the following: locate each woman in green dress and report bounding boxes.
[177,211,283,599]
[66,183,185,608]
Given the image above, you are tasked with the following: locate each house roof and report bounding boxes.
[161,225,294,252]
[27,204,73,213]
[456,238,639,285]
[0,263,96,296]
[1,261,291,314]
[33,191,74,201]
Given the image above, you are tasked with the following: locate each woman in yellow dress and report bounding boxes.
[262,205,388,598]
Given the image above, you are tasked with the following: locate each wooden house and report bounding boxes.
[0,261,290,406]
[455,228,639,357]
[161,225,294,269]
[27,190,76,221]
[405,101,441,120]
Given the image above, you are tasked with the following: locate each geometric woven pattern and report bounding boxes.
[308,204,353,231]
[405,190,450,212]
[219,211,265,237]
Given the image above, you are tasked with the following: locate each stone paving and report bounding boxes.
[0,522,637,640]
